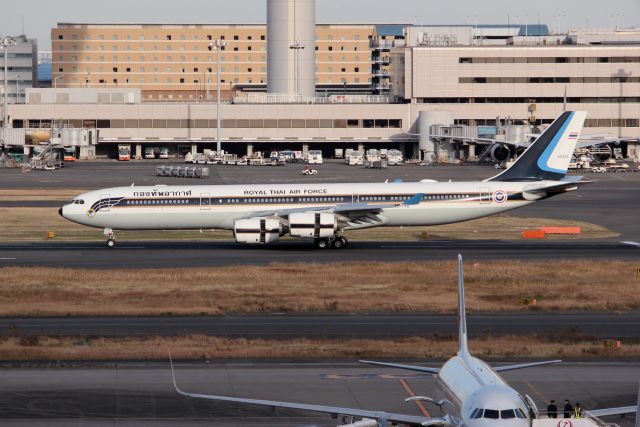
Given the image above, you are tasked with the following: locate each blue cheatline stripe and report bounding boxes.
[536,112,574,174]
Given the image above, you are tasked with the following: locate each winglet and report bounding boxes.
[169,353,186,396]
[457,254,470,357]
[403,193,424,206]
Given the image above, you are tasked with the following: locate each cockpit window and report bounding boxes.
[516,408,527,419]
[72,199,85,205]
[470,408,482,419]
[483,409,499,419]
[501,409,516,419]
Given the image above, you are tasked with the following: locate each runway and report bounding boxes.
[2,312,639,339]
[1,239,638,268]
[0,361,637,426]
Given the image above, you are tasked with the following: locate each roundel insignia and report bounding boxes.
[86,209,96,218]
[492,190,508,204]
[557,420,573,427]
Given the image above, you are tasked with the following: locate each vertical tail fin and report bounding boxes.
[489,111,587,182]
[457,254,470,357]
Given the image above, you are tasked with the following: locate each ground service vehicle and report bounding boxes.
[63,147,77,162]
[118,145,131,161]
[307,150,323,164]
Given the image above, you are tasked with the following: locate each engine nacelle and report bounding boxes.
[234,218,281,244]
[288,212,337,239]
[490,143,510,162]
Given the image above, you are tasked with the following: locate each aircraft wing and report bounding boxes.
[493,360,562,372]
[242,194,425,226]
[170,359,448,426]
[576,137,639,149]
[587,381,639,420]
[586,406,637,417]
[358,360,440,375]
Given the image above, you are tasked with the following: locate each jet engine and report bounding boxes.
[490,143,510,162]
[288,212,337,239]
[234,218,281,244]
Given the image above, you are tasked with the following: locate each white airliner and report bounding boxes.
[61,111,591,248]
[170,255,639,427]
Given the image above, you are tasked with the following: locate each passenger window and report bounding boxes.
[484,409,499,419]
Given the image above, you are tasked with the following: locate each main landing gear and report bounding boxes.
[104,228,115,248]
[314,235,348,250]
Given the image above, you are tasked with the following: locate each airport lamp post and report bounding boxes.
[210,40,227,154]
[1,36,16,129]
[289,41,305,97]
[54,74,65,89]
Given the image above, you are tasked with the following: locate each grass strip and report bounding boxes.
[1,335,638,361]
[1,260,638,316]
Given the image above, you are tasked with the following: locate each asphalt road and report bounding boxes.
[2,312,639,340]
[0,362,637,426]
[1,239,639,269]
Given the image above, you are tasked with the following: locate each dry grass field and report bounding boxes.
[1,334,637,361]
[0,207,617,242]
[0,189,89,201]
[1,260,638,316]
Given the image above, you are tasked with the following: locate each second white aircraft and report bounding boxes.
[61,111,589,248]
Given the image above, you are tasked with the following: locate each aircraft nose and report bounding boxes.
[58,207,63,217]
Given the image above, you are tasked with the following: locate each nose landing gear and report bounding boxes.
[314,235,348,249]
[104,228,115,248]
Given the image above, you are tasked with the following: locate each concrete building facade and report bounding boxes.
[391,44,640,139]
[51,23,375,100]
[1,35,38,105]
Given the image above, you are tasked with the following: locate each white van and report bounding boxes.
[307,150,323,164]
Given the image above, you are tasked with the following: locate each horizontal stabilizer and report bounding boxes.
[493,360,562,372]
[522,180,592,200]
[358,360,440,375]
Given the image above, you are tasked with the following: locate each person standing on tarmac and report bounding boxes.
[564,400,574,418]
[547,400,558,418]
[574,402,583,418]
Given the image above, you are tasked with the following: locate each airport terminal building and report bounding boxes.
[3,9,640,161]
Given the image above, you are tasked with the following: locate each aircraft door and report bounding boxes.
[352,194,359,203]
[200,192,211,210]
[479,187,491,204]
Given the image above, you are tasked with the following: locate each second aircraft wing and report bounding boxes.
[170,359,449,426]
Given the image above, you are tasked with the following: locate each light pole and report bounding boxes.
[54,74,65,88]
[289,41,305,97]
[1,36,16,129]
[209,40,227,154]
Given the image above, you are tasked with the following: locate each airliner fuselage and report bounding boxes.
[61,180,538,231]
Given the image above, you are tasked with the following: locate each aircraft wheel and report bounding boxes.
[106,238,115,248]
[332,238,344,249]
[316,239,329,249]
[339,236,348,247]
